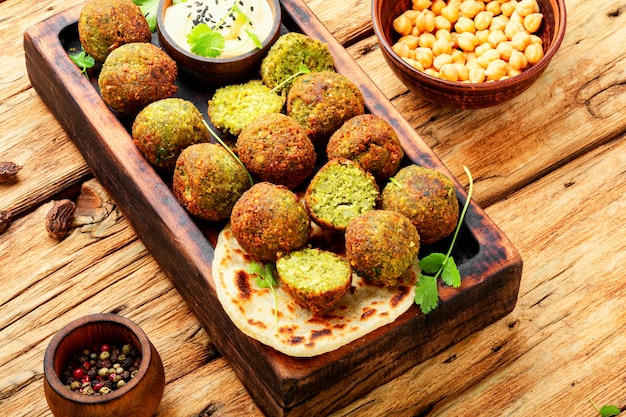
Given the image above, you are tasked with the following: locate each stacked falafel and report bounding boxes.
[75,0,461,316]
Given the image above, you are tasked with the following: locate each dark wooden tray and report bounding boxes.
[24,1,523,415]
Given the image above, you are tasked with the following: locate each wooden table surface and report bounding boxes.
[1,0,625,415]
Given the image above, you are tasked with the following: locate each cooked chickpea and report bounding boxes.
[439,63,460,81]
[504,20,526,39]
[474,11,494,31]
[485,58,507,80]
[433,53,453,70]
[440,4,460,23]
[393,14,413,36]
[419,32,437,48]
[500,0,518,17]
[399,34,420,49]
[459,0,485,18]
[510,30,532,51]
[412,0,433,11]
[486,1,501,15]
[457,31,480,51]
[415,47,435,68]
[525,42,544,64]
[455,16,476,33]
[508,48,528,69]
[435,15,453,31]
[432,37,453,55]
[516,0,539,17]
[524,13,543,33]
[390,0,545,83]
[487,29,508,47]
[469,66,486,82]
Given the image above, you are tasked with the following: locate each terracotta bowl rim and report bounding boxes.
[156,0,282,65]
[43,313,154,404]
[371,0,567,91]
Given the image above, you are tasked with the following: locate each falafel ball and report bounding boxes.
[78,0,152,62]
[98,42,178,115]
[345,210,420,286]
[230,182,310,262]
[276,247,352,315]
[327,114,404,183]
[382,165,459,245]
[260,32,335,94]
[132,98,210,171]
[287,71,365,146]
[304,158,379,232]
[237,113,316,190]
[172,143,251,221]
[208,80,285,137]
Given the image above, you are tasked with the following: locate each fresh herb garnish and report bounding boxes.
[69,51,95,77]
[269,64,311,94]
[187,4,261,58]
[590,398,621,417]
[414,166,473,314]
[202,119,254,187]
[133,0,160,32]
[249,261,279,331]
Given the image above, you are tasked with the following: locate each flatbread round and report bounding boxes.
[212,223,417,357]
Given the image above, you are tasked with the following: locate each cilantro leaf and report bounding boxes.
[69,51,95,77]
[414,274,438,314]
[188,24,225,58]
[413,166,473,314]
[599,406,622,417]
[133,0,159,32]
[248,261,279,331]
[442,256,461,288]
[418,253,446,274]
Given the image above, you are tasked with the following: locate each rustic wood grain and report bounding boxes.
[1,0,626,415]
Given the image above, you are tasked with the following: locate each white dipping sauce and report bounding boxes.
[163,0,274,58]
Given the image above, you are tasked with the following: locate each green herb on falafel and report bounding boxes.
[249,261,279,331]
[202,119,254,187]
[414,166,473,314]
[269,64,311,94]
[69,50,95,77]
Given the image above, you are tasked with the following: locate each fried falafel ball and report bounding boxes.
[230,182,310,262]
[132,98,210,171]
[304,158,379,232]
[78,0,152,62]
[237,113,316,190]
[276,247,352,315]
[287,71,365,146]
[173,143,251,221]
[208,80,285,137]
[260,32,335,94]
[345,210,420,286]
[327,114,404,183]
[98,42,177,115]
[382,165,459,245]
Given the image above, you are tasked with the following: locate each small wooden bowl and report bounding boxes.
[157,0,282,86]
[43,314,165,417]
[372,0,567,109]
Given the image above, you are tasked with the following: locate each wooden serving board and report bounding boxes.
[24,1,523,415]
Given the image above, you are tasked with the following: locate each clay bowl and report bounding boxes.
[43,313,165,417]
[372,0,566,109]
[157,0,282,86]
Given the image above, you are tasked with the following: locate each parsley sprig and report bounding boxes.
[202,120,254,187]
[187,4,262,58]
[414,166,473,314]
[69,51,95,77]
[249,261,279,331]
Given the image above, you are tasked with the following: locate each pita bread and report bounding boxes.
[212,223,417,357]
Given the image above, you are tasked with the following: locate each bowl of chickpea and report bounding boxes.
[372,0,566,109]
